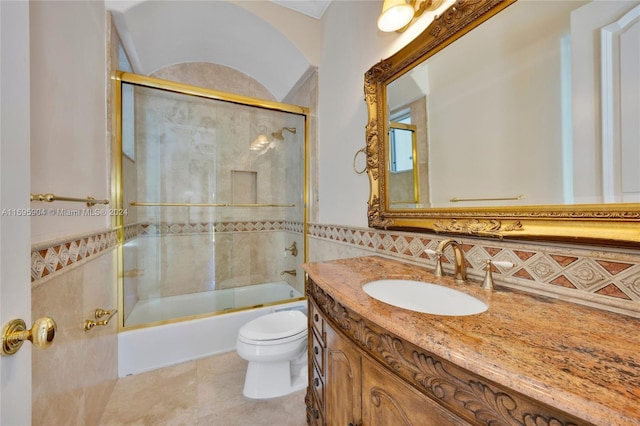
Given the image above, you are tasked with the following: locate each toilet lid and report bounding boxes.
[239,310,307,341]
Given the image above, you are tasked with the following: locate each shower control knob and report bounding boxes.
[1,317,57,356]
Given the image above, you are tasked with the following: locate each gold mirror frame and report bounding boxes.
[365,0,640,246]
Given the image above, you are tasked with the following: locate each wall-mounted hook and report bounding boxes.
[84,308,117,331]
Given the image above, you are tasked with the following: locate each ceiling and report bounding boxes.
[106,0,333,101]
[271,0,332,19]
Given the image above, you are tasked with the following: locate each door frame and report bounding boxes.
[0,1,32,424]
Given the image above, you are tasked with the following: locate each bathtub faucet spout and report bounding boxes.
[280,269,297,277]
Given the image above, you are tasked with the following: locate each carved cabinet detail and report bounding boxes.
[305,278,588,426]
[307,296,467,425]
[362,350,467,425]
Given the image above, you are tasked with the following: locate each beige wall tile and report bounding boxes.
[32,251,117,426]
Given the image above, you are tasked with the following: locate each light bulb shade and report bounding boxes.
[377,0,414,32]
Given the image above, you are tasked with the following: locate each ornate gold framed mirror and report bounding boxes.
[365,0,640,246]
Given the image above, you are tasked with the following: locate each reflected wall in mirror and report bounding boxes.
[365,0,640,245]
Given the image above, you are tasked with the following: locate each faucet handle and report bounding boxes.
[482,260,514,290]
[425,249,445,277]
[482,260,495,290]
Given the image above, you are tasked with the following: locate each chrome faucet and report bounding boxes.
[434,239,467,283]
[280,269,297,277]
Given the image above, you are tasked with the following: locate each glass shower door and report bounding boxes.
[117,75,307,328]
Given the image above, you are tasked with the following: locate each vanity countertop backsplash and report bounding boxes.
[303,255,640,425]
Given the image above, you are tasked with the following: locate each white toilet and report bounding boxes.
[236,310,308,399]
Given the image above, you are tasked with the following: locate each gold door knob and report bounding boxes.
[1,317,57,356]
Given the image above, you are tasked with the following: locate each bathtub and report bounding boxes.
[118,282,306,377]
[125,282,303,326]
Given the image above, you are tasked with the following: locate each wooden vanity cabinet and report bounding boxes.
[361,349,468,425]
[307,298,468,426]
[305,277,590,426]
[325,322,362,425]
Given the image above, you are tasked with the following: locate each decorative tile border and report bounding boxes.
[32,221,305,284]
[31,229,118,283]
[140,221,285,235]
[124,223,144,241]
[35,220,639,315]
[308,223,640,317]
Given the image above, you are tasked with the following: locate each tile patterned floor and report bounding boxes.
[99,351,307,426]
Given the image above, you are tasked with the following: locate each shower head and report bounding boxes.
[271,127,297,140]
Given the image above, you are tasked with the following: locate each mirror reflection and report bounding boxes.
[388,120,421,206]
[385,0,640,209]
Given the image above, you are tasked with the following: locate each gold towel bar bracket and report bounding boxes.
[31,193,109,207]
[84,308,117,331]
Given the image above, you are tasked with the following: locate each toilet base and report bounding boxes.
[242,356,308,399]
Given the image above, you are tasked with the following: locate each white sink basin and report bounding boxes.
[362,279,488,316]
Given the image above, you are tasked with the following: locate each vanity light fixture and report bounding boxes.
[377,0,444,32]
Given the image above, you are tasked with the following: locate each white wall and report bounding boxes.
[30,1,109,243]
[317,1,390,227]
[316,0,452,227]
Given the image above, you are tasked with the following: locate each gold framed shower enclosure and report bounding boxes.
[112,71,310,330]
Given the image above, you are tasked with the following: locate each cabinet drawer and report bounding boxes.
[311,361,325,410]
[309,301,325,341]
[311,327,325,374]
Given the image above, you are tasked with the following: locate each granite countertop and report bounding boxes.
[302,256,640,426]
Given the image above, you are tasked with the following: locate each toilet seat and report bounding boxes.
[237,328,306,346]
[238,310,307,342]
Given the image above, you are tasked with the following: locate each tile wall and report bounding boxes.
[32,246,117,425]
[33,220,640,341]
[308,223,640,318]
